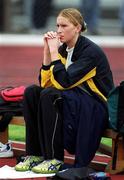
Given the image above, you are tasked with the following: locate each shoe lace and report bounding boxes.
[23,156,34,163]
[23,156,42,165]
[23,156,43,170]
[40,159,62,169]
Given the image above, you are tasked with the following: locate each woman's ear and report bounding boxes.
[76,24,82,33]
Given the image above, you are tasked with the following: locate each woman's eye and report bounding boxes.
[62,25,66,27]
[57,24,67,28]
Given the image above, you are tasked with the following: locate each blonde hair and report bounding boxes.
[58,8,87,32]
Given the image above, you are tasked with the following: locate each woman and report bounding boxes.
[15,8,114,174]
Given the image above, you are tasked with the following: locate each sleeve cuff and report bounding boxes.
[51,60,61,65]
[42,64,51,70]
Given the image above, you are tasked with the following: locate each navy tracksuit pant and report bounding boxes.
[23,85,108,167]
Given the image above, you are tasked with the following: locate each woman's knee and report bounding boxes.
[24,84,41,97]
[40,87,61,97]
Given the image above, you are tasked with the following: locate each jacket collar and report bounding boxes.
[71,35,86,62]
[59,35,87,62]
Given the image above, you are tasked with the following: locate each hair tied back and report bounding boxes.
[82,21,87,32]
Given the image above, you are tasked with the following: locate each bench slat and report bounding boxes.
[10,116,25,126]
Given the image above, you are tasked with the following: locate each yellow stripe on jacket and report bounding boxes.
[87,78,107,101]
[50,66,96,90]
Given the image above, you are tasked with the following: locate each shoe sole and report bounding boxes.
[32,169,57,174]
[15,167,30,172]
[32,167,61,174]
[0,151,14,158]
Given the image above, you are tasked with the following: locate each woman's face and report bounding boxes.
[56,15,80,46]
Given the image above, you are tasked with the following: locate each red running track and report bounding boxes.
[0,46,124,87]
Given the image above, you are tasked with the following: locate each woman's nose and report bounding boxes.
[57,26,62,33]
